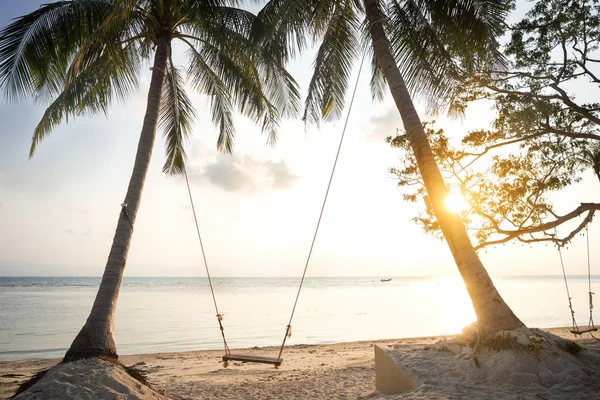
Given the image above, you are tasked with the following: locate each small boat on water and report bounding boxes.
[380,278,392,282]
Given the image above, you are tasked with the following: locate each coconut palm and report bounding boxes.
[257,0,524,334]
[580,142,600,183]
[0,0,299,361]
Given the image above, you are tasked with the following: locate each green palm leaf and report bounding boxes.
[252,0,310,65]
[2,0,299,162]
[363,31,386,102]
[185,42,237,152]
[182,5,300,149]
[0,0,115,102]
[160,59,197,175]
[303,0,361,124]
[387,0,510,109]
[31,41,140,156]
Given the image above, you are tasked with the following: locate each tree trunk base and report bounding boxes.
[11,358,163,400]
[63,326,118,363]
[471,295,525,336]
[405,326,600,398]
[435,324,583,359]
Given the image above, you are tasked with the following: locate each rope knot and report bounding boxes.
[120,203,133,229]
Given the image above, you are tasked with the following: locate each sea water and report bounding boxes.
[0,275,598,361]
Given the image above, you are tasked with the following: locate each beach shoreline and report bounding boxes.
[2,326,599,399]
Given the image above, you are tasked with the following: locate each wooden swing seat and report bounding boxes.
[223,354,282,367]
[570,327,598,335]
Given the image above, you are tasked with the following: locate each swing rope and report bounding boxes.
[277,52,367,360]
[586,225,595,329]
[584,225,600,342]
[183,168,230,355]
[183,53,366,365]
[556,226,598,337]
[556,231,579,334]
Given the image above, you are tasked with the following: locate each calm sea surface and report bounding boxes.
[1,276,598,361]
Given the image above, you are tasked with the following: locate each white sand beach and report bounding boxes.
[2,327,599,399]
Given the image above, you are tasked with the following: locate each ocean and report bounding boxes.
[1,275,598,361]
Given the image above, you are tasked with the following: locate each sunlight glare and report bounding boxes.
[445,192,469,213]
[432,276,476,333]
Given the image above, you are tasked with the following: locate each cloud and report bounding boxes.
[367,108,403,144]
[190,154,298,192]
[0,171,4,181]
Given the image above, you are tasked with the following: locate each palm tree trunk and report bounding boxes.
[63,37,170,362]
[363,0,524,335]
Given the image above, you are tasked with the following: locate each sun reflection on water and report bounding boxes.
[429,276,476,334]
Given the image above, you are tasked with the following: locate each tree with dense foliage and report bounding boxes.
[391,0,600,249]
[257,0,525,335]
[0,0,298,362]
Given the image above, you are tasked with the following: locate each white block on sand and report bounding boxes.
[374,344,417,395]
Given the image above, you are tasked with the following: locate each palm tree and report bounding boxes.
[580,142,600,183]
[0,0,298,362]
[257,0,524,335]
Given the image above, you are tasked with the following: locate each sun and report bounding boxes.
[445,192,469,213]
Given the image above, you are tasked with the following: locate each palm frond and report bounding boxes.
[184,6,256,47]
[252,9,303,122]
[259,57,301,120]
[30,41,141,156]
[311,0,338,36]
[65,3,147,91]
[182,6,301,147]
[252,0,311,65]
[421,0,510,70]
[4,0,302,166]
[187,2,301,121]
[580,142,600,181]
[0,0,115,102]
[182,8,271,117]
[159,58,197,175]
[199,43,273,130]
[303,0,361,125]
[185,43,236,152]
[361,20,387,102]
[386,0,461,109]
[184,0,239,13]
[369,49,387,101]
[386,0,510,109]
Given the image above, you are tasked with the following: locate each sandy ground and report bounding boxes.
[1,327,599,399]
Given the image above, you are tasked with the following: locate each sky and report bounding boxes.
[0,0,598,278]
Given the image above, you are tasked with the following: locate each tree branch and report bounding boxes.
[549,82,600,125]
[473,203,599,250]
